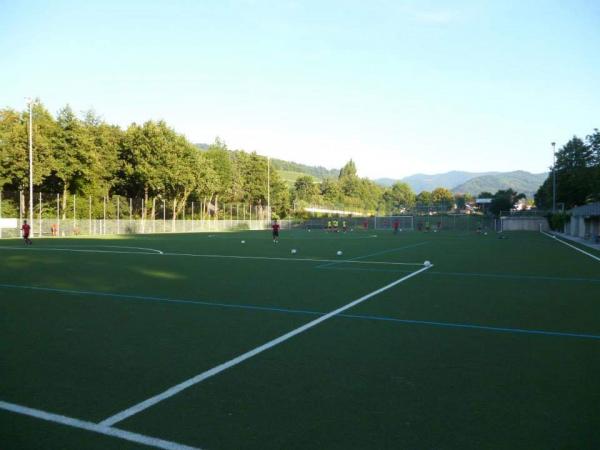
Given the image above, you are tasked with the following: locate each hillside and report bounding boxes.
[451,171,547,197]
[195,143,338,186]
[377,171,499,192]
[270,158,339,181]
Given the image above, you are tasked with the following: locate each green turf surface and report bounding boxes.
[1,229,599,449]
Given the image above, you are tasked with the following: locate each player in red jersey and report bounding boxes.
[272,220,280,243]
[21,220,32,245]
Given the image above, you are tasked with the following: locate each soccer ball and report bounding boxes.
[336,250,343,256]
[424,260,431,266]
[484,232,487,236]
[291,249,297,254]
[241,240,245,244]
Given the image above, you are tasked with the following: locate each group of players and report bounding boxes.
[326,219,348,233]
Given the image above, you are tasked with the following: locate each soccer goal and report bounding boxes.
[373,215,414,231]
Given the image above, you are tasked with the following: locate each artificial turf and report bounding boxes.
[0,228,599,449]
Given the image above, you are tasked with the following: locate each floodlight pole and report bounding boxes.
[267,156,271,220]
[27,98,34,237]
[551,142,556,213]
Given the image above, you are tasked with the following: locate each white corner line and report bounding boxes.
[0,400,200,450]
[99,264,433,427]
[541,231,600,262]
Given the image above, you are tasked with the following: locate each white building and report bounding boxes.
[566,202,600,242]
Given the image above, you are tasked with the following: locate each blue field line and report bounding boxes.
[315,241,429,269]
[0,283,323,317]
[1,282,599,341]
[316,266,600,283]
[339,313,600,340]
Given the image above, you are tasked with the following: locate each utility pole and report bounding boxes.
[267,156,271,220]
[27,98,34,236]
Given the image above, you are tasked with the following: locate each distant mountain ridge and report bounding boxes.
[376,170,546,197]
[451,171,547,197]
[195,144,546,196]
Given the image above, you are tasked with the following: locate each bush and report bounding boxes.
[547,212,570,231]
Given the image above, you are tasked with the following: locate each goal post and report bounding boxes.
[372,215,414,231]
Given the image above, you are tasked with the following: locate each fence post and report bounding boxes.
[103,196,106,235]
[191,202,194,232]
[73,194,77,235]
[0,191,2,239]
[89,196,92,235]
[38,192,42,237]
[163,199,166,232]
[117,195,120,234]
[57,193,60,236]
[152,197,156,233]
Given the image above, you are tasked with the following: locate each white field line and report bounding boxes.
[94,245,164,254]
[161,252,424,266]
[0,400,200,450]
[0,245,424,266]
[541,231,600,262]
[99,264,433,427]
[0,246,160,256]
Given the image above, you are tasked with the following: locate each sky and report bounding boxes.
[1,0,599,179]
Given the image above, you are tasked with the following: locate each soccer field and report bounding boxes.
[1,229,599,450]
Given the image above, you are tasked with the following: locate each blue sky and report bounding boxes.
[1,0,599,178]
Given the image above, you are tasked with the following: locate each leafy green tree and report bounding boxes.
[416,191,432,205]
[431,187,454,210]
[384,182,416,212]
[0,102,56,191]
[490,189,526,216]
[293,175,320,202]
[52,105,96,216]
[320,178,342,205]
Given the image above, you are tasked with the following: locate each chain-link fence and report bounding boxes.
[0,190,275,238]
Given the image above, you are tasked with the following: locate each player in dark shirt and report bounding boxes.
[272,220,280,243]
[21,220,32,245]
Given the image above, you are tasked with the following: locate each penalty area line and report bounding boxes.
[99,264,433,427]
[0,400,200,450]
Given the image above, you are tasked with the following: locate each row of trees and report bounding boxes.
[0,101,469,218]
[0,101,289,218]
[535,129,600,210]
[2,100,540,219]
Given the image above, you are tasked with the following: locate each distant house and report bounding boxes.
[566,202,600,242]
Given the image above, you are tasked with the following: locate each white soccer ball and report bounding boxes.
[308,229,311,232]
[424,260,431,266]
[484,232,488,236]
[291,249,297,254]
[336,250,343,256]
[241,240,245,244]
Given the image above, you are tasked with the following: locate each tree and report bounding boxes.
[535,136,597,209]
[52,105,96,216]
[384,182,416,213]
[320,178,342,205]
[431,187,454,210]
[293,175,319,202]
[0,102,56,191]
[416,191,432,205]
[490,189,525,216]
